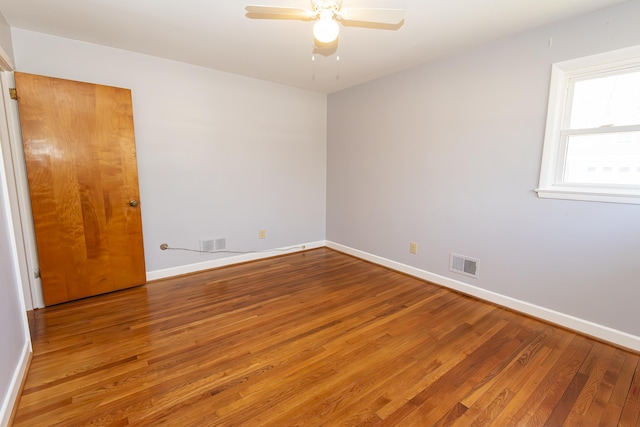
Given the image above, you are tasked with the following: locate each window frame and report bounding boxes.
[536,45,640,205]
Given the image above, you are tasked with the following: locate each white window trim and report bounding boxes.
[536,44,640,205]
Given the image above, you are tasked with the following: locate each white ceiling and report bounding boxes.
[0,0,629,94]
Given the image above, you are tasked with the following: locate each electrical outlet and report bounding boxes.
[259,229,266,239]
[410,242,418,254]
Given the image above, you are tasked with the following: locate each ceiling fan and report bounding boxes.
[245,0,405,45]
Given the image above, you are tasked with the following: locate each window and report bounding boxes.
[537,45,640,204]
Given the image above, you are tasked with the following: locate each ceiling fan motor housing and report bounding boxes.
[313,0,341,16]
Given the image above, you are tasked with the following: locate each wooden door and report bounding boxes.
[14,72,146,306]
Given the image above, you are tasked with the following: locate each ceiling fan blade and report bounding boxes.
[245,5,316,20]
[337,8,405,25]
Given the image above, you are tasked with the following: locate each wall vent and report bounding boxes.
[449,253,480,279]
[200,237,226,254]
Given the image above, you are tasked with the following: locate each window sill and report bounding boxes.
[535,187,640,205]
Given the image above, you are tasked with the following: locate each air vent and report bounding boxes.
[214,238,226,251]
[449,253,479,279]
[200,237,226,254]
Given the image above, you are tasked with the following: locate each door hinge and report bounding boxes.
[34,268,41,279]
[9,88,17,100]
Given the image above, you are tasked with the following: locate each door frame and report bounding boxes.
[0,51,43,309]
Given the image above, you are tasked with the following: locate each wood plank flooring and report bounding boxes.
[13,248,640,426]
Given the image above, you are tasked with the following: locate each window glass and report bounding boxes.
[569,70,640,129]
[564,131,640,185]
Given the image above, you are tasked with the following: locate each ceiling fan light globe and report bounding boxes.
[313,17,339,43]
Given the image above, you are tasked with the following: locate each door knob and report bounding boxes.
[129,200,139,207]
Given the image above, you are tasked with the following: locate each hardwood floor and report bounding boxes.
[13,248,640,426]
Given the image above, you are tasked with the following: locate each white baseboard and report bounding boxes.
[146,241,326,281]
[1,341,31,427]
[326,241,640,353]
[146,240,640,352]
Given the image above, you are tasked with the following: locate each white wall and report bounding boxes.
[327,1,640,339]
[0,13,13,64]
[11,29,327,276]
[0,147,29,425]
